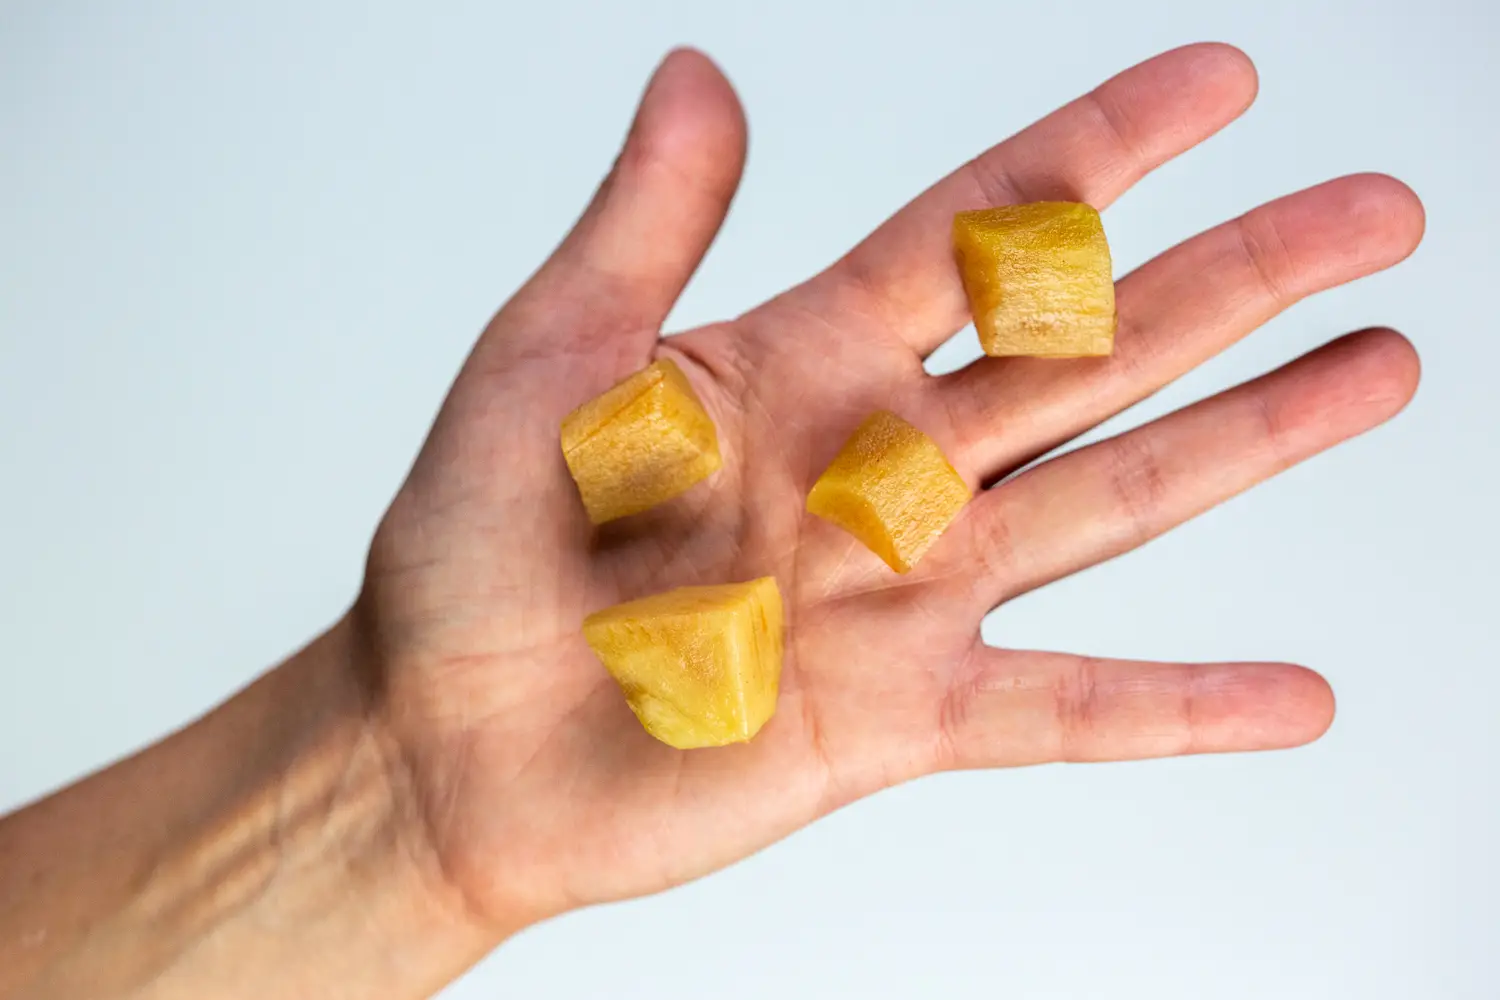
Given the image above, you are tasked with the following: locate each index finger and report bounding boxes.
[786,43,1259,356]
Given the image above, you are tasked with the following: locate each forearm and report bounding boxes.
[0,616,498,1000]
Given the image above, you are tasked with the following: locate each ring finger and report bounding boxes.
[940,327,1419,612]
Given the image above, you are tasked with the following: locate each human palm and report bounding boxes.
[357,45,1423,928]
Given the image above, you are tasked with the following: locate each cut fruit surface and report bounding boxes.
[582,577,785,750]
[806,411,970,573]
[561,358,721,524]
[953,202,1116,357]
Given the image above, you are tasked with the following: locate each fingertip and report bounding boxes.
[656,45,719,73]
[1200,661,1334,752]
[618,49,748,213]
[1213,662,1335,751]
[1316,326,1421,421]
[1359,172,1427,256]
[1356,326,1422,413]
[1337,172,1426,257]
[1273,327,1421,444]
[1191,41,1258,99]
[1280,663,1336,746]
[639,46,746,147]
[1162,41,1259,114]
[647,46,729,103]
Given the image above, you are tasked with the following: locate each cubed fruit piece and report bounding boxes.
[953,202,1116,357]
[806,411,970,573]
[583,577,785,749]
[560,358,722,524]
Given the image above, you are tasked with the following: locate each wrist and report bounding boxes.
[329,610,531,946]
[139,613,506,995]
[1,614,506,999]
[230,613,510,991]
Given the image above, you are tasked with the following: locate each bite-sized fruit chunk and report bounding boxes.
[953,202,1116,357]
[806,411,970,573]
[560,358,721,523]
[583,577,785,749]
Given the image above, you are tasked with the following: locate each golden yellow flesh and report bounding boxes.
[806,411,971,573]
[560,359,721,524]
[583,577,785,749]
[953,202,1116,357]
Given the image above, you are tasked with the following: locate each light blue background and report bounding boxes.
[2,2,1495,997]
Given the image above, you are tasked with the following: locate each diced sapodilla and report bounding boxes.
[806,411,970,573]
[953,202,1117,357]
[561,358,722,524]
[583,577,785,749]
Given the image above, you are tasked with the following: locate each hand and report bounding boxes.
[358,44,1423,930]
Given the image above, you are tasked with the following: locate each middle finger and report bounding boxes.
[936,172,1424,482]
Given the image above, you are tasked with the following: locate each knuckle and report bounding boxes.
[1102,434,1168,544]
[935,647,982,770]
[1245,389,1292,471]
[963,152,1023,208]
[1233,210,1298,305]
[1084,86,1144,164]
[1053,655,1106,760]
[1174,666,1202,756]
[967,497,1020,595]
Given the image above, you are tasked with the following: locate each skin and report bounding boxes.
[0,43,1424,999]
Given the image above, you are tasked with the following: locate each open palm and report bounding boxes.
[357,45,1422,928]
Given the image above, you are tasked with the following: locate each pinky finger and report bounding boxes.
[936,647,1334,770]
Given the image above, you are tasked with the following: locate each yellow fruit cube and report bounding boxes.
[583,577,785,749]
[953,202,1116,357]
[561,358,721,524]
[806,411,970,573]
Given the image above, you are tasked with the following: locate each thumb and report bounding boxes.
[494,48,748,363]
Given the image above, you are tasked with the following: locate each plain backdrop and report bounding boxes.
[2,2,1496,997]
